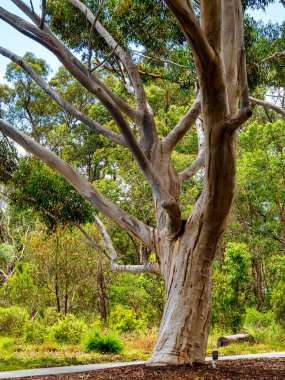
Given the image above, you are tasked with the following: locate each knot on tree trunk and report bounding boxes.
[161,199,181,236]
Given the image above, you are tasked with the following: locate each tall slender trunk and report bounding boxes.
[55,276,61,313]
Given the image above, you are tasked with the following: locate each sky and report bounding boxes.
[0,0,284,81]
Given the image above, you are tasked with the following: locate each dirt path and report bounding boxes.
[4,358,285,380]
[1,354,285,380]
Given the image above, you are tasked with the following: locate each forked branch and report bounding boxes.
[5,2,138,122]
[68,0,149,114]
[0,5,174,214]
[67,0,158,151]
[0,47,126,147]
[163,94,201,152]
[249,97,285,117]
[166,0,215,72]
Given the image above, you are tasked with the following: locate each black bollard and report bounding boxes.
[212,350,219,368]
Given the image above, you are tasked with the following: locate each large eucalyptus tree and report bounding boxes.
[0,0,284,365]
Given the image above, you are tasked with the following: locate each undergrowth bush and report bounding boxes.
[109,304,146,333]
[0,337,15,351]
[49,314,87,344]
[40,307,63,327]
[82,329,123,353]
[244,308,285,344]
[24,320,47,344]
[0,306,28,337]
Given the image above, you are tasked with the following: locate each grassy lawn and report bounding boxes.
[1,333,285,371]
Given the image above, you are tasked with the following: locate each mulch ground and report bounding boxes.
[10,358,285,380]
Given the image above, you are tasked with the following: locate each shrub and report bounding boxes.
[245,308,274,329]
[40,307,63,327]
[212,243,253,333]
[49,314,87,344]
[0,337,15,351]
[271,282,285,325]
[109,304,144,333]
[24,320,47,344]
[244,308,285,344]
[0,306,28,337]
[83,329,123,353]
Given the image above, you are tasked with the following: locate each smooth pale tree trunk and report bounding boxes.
[149,111,236,364]
[150,229,213,365]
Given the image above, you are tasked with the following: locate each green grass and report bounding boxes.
[0,337,152,371]
[206,330,285,356]
[0,332,284,371]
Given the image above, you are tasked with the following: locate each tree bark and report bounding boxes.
[149,111,236,364]
[149,228,212,364]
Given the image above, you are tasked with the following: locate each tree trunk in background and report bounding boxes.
[97,262,108,321]
[251,257,265,310]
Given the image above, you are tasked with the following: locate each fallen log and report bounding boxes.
[217,333,255,347]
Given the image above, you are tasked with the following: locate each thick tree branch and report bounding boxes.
[163,95,201,152]
[94,215,161,275]
[0,119,154,247]
[236,0,250,120]
[67,0,158,152]
[249,96,285,117]
[0,46,127,147]
[166,0,215,72]
[5,2,138,122]
[67,0,149,114]
[200,0,222,50]
[221,1,251,132]
[226,107,252,132]
[39,0,46,29]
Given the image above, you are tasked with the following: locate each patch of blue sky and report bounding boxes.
[0,0,284,82]
[246,2,285,23]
